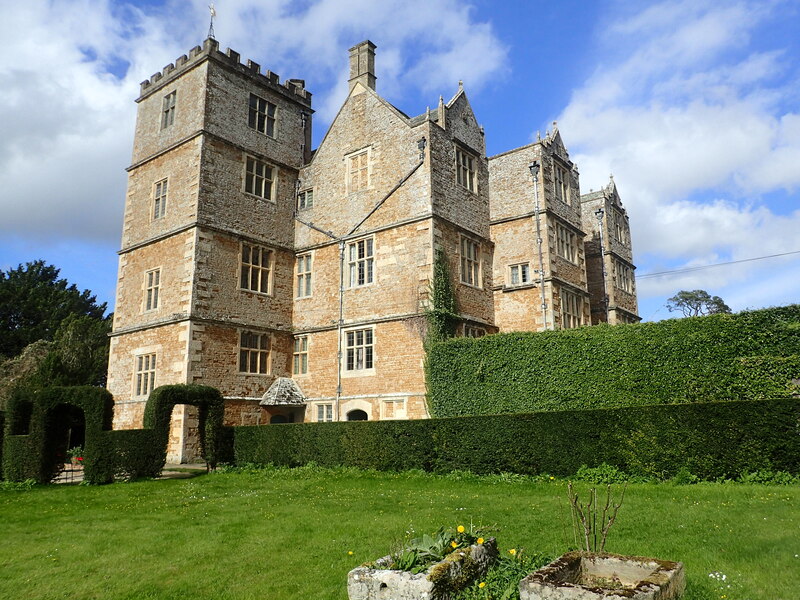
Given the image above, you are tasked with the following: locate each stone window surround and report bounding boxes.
[464,324,486,338]
[346,147,371,193]
[553,160,570,206]
[342,325,375,376]
[240,241,274,296]
[152,177,168,220]
[455,145,477,193]
[314,402,334,422]
[380,397,407,420]
[161,90,176,129]
[297,187,314,210]
[614,260,634,293]
[134,351,157,397]
[143,267,161,312]
[459,234,481,288]
[613,209,629,246]
[293,334,309,375]
[238,329,272,375]
[243,153,277,202]
[508,262,531,287]
[560,286,583,330]
[347,236,375,288]
[556,221,579,264]
[296,251,313,298]
[248,93,277,138]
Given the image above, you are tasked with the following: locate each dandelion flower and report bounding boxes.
[509,548,517,556]
[549,476,554,480]
[478,582,486,588]
[451,541,458,548]
[477,537,484,545]
[457,525,465,533]
[348,551,354,556]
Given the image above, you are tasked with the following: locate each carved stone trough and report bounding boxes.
[347,538,498,600]
[519,551,685,599]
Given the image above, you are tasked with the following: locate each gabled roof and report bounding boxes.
[260,377,307,406]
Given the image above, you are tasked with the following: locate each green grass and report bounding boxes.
[1,466,797,599]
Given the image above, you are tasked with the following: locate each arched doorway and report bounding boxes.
[346,409,368,421]
[270,414,289,424]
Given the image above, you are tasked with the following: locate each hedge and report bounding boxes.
[1,384,224,483]
[2,386,114,483]
[0,411,4,480]
[143,384,225,469]
[233,399,800,480]
[427,305,800,417]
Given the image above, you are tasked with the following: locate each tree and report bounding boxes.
[666,290,732,317]
[0,261,107,358]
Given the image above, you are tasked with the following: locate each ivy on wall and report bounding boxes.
[426,305,800,418]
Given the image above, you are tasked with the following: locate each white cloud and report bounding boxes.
[0,0,507,245]
[557,0,800,313]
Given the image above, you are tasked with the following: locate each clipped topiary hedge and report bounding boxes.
[1,386,114,483]
[1,384,224,483]
[233,399,799,480]
[427,305,800,417]
[0,411,4,480]
[143,384,225,470]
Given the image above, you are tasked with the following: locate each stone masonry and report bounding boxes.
[106,38,639,461]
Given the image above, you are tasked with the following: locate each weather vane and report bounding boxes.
[208,3,216,39]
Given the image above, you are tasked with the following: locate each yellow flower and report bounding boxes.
[348,551,354,555]
[477,537,484,545]
[457,525,465,533]
[451,541,458,548]
[549,476,555,480]
[509,548,517,556]
[478,582,486,588]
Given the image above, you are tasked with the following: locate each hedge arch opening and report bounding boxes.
[47,403,85,472]
[1,386,113,484]
[142,385,225,470]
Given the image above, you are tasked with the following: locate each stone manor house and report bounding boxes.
[106,38,639,461]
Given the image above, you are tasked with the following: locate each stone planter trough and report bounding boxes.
[519,551,685,600]
[347,538,497,600]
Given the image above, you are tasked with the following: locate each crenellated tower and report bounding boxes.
[107,38,313,461]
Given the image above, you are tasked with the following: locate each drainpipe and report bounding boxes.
[336,240,345,421]
[595,207,608,323]
[529,161,549,330]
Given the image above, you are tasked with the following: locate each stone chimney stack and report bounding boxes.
[348,40,376,91]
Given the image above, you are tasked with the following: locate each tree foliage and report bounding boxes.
[666,289,731,317]
[0,261,107,358]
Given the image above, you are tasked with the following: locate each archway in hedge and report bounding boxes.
[47,404,86,472]
[1,386,113,484]
[142,384,225,470]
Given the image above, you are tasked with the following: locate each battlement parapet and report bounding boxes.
[138,38,312,107]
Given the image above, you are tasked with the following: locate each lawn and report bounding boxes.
[1,466,797,599]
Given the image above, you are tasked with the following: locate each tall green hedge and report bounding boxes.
[1,386,113,483]
[143,384,225,470]
[0,411,4,480]
[233,399,799,480]
[427,305,800,417]
[1,384,224,483]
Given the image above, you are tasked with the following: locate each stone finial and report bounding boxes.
[348,40,377,91]
[438,95,446,129]
[458,80,463,90]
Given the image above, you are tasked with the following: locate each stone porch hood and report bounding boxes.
[259,377,307,406]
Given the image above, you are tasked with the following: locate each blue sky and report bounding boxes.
[1,0,798,321]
